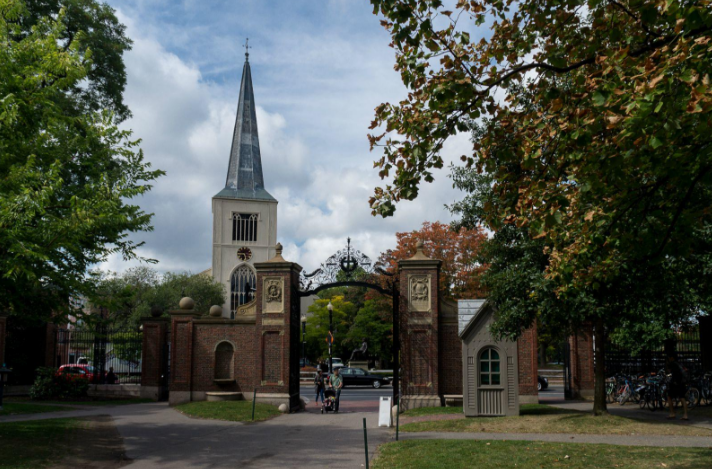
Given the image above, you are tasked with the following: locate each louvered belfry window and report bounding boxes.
[230,265,256,318]
[232,213,258,242]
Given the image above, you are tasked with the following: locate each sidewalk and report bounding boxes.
[1,401,390,468]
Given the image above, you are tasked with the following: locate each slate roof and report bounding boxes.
[216,54,276,202]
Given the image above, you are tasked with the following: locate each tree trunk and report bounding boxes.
[592,317,608,415]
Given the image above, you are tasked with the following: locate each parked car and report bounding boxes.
[57,364,101,383]
[328,367,391,389]
[538,375,549,391]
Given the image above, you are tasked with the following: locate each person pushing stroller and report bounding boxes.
[328,367,344,413]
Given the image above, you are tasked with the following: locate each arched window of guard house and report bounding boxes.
[215,341,235,380]
[479,348,501,386]
[230,265,256,318]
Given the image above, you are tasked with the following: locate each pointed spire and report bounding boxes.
[223,40,267,196]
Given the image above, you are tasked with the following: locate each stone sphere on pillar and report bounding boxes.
[179,297,195,310]
[209,305,223,317]
[150,305,163,317]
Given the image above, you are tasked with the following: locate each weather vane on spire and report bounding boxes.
[244,38,251,61]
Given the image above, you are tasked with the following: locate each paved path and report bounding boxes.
[1,402,390,468]
[400,431,712,447]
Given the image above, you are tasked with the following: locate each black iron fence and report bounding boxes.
[605,326,703,376]
[54,325,143,385]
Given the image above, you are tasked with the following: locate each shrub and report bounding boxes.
[29,367,89,400]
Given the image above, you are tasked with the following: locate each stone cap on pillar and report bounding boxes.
[254,242,303,273]
[398,240,442,270]
[168,297,202,317]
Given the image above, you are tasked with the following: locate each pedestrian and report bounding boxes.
[314,368,325,406]
[666,353,689,420]
[329,367,344,413]
[106,367,118,385]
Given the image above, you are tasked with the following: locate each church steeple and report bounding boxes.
[217,40,274,201]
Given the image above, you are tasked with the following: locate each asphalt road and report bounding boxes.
[300,385,393,403]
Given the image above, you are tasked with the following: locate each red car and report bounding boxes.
[57,364,101,383]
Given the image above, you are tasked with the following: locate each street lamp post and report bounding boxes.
[0,365,12,411]
[327,301,333,373]
[301,315,307,368]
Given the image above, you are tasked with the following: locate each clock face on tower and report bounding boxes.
[237,247,252,262]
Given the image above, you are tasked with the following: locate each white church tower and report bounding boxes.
[212,46,277,318]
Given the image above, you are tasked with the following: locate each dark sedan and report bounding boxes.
[538,375,549,391]
[330,367,391,389]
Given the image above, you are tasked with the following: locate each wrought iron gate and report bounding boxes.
[54,325,143,384]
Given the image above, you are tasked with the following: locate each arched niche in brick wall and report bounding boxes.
[214,341,235,381]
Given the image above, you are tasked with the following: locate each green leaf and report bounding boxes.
[592,92,607,107]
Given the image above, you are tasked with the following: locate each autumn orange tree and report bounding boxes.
[377,221,488,299]
[368,0,712,414]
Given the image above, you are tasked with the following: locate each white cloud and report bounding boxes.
[105,4,469,276]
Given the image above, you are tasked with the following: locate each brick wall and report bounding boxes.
[191,324,258,393]
[517,324,538,396]
[438,323,462,395]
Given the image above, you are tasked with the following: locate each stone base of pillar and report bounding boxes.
[169,391,192,406]
[140,385,165,401]
[519,394,539,405]
[401,395,442,411]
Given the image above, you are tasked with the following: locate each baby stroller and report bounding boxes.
[321,389,336,414]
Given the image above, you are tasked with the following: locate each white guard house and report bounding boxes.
[459,300,520,417]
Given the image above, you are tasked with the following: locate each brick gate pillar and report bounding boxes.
[168,298,201,405]
[254,243,302,411]
[140,308,169,401]
[517,324,539,404]
[398,240,442,409]
[570,325,595,399]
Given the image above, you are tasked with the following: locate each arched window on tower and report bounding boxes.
[230,265,256,318]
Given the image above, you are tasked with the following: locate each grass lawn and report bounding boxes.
[42,398,154,406]
[175,400,280,422]
[400,404,712,436]
[402,406,464,417]
[0,402,68,416]
[372,440,712,469]
[0,418,82,468]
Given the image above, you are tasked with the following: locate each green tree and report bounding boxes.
[346,300,393,367]
[91,268,226,327]
[304,296,357,363]
[21,0,133,120]
[451,158,708,413]
[0,0,163,322]
[369,1,712,413]
[111,331,141,363]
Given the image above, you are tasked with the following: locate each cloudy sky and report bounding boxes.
[101,0,470,274]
